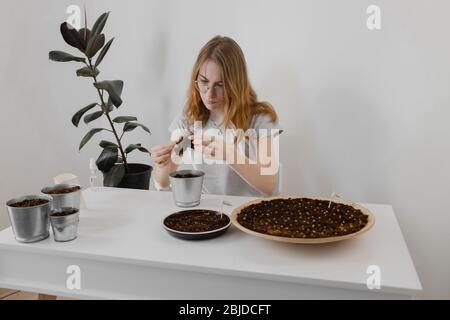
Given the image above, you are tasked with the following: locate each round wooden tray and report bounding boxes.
[231,195,375,244]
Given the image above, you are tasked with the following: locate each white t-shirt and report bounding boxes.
[154,111,282,197]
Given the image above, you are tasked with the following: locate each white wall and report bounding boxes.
[0,0,449,299]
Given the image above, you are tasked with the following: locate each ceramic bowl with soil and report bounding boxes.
[41,183,81,210]
[231,196,375,244]
[163,209,231,240]
[5,194,53,243]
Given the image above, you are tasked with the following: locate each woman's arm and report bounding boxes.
[152,161,179,189]
[228,136,279,196]
[195,134,280,196]
[150,142,179,190]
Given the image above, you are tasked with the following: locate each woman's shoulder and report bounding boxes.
[250,108,281,139]
[251,110,279,129]
[251,101,278,124]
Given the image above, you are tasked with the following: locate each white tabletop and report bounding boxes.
[0,188,422,296]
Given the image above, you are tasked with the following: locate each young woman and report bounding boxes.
[150,36,282,197]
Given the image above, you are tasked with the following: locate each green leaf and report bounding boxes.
[95,38,114,68]
[103,164,125,187]
[85,33,105,58]
[76,66,99,77]
[96,147,118,172]
[99,140,118,149]
[113,116,137,123]
[123,122,151,134]
[125,144,151,155]
[137,146,150,154]
[72,103,97,127]
[78,28,90,43]
[94,80,123,107]
[79,128,107,150]
[125,143,141,154]
[49,51,85,62]
[91,12,110,37]
[60,22,86,52]
[83,111,103,124]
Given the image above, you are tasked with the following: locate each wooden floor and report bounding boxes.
[0,288,74,300]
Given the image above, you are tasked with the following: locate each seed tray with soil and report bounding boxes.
[231,196,375,244]
[163,209,231,240]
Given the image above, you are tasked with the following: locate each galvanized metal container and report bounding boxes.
[5,195,52,243]
[41,183,81,210]
[169,170,205,207]
[50,208,79,242]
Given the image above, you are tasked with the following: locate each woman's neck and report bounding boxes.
[209,109,225,125]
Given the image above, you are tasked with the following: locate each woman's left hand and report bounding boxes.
[192,134,235,161]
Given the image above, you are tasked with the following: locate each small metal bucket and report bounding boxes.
[5,195,52,243]
[50,208,79,242]
[41,183,81,210]
[169,170,205,207]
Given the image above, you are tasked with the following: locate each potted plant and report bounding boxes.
[49,11,152,189]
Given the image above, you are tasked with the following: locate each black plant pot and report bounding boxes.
[104,163,153,190]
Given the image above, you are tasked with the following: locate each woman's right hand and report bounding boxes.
[150,142,177,168]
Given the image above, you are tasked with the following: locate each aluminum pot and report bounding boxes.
[50,207,79,242]
[169,170,205,207]
[5,195,52,243]
[41,183,81,210]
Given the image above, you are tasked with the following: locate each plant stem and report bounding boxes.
[87,59,128,172]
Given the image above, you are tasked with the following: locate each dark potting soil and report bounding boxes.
[45,186,80,195]
[172,173,201,179]
[175,133,195,148]
[174,135,195,158]
[175,135,184,145]
[50,208,78,217]
[237,198,369,239]
[165,210,229,233]
[9,199,49,208]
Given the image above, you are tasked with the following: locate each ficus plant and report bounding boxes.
[49,12,152,186]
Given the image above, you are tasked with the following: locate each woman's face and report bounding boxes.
[197,60,225,112]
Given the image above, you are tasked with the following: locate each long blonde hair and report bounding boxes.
[184,36,278,132]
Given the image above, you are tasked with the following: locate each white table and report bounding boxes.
[0,188,422,299]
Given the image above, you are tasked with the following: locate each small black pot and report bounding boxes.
[104,163,153,190]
